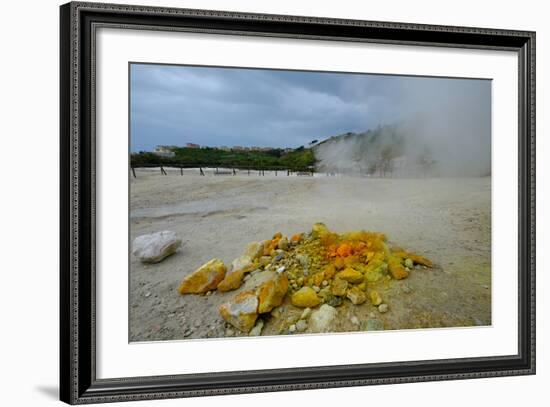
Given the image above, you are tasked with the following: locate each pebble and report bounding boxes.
[378,304,389,313]
[183,329,193,337]
[206,290,212,296]
[322,280,328,286]
[249,320,264,336]
[402,284,412,294]
[225,328,235,337]
[144,292,151,298]
[274,253,285,262]
[194,320,201,328]
[168,313,175,318]
[313,285,320,293]
[296,320,308,332]
[300,308,312,320]
[350,316,360,325]
[370,290,383,306]
[325,294,343,307]
[289,324,297,333]
[482,285,489,289]
[277,266,285,273]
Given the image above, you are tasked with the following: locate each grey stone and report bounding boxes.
[132,231,182,263]
[249,320,264,336]
[309,304,337,333]
[296,320,308,332]
[378,304,389,313]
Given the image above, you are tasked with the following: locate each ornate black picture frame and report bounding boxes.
[60,1,535,404]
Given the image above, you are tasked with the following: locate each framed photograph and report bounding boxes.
[60,1,535,404]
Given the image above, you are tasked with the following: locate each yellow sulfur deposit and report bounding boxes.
[217,268,246,292]
[291,286,321,308]
[178,258,226,294]
[335,268,364,284]
[180,223,434,333]
[257,273,289,313]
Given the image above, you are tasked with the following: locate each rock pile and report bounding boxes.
[178,223,433,334]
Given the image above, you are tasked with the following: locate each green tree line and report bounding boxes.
[130,147,316,172]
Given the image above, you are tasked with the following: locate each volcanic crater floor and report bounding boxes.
[129,171,491,342]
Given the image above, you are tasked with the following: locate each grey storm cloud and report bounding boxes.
[130,63,491,156]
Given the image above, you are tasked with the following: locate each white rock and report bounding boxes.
[228,242,263,275]
[244,241,264,260]
[289,324,297,333]
[249,320,264,336]
[132,231,181,263]
[296,319,308,332]
[378,304,389,313]
[309,304,337,333]
[300,307,312,320]
[351,316,360,325]
[231,254,253,273]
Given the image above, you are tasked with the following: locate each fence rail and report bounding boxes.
[130,164,316,178]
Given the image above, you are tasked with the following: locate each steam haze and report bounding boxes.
[314,77,491,177]
[131,64,491,176]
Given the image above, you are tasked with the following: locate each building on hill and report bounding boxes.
[153,145,175,158]
[186,143,200,149]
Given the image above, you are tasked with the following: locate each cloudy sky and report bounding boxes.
[130,63,491,152]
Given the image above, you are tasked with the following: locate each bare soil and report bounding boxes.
[129,168,491,342]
